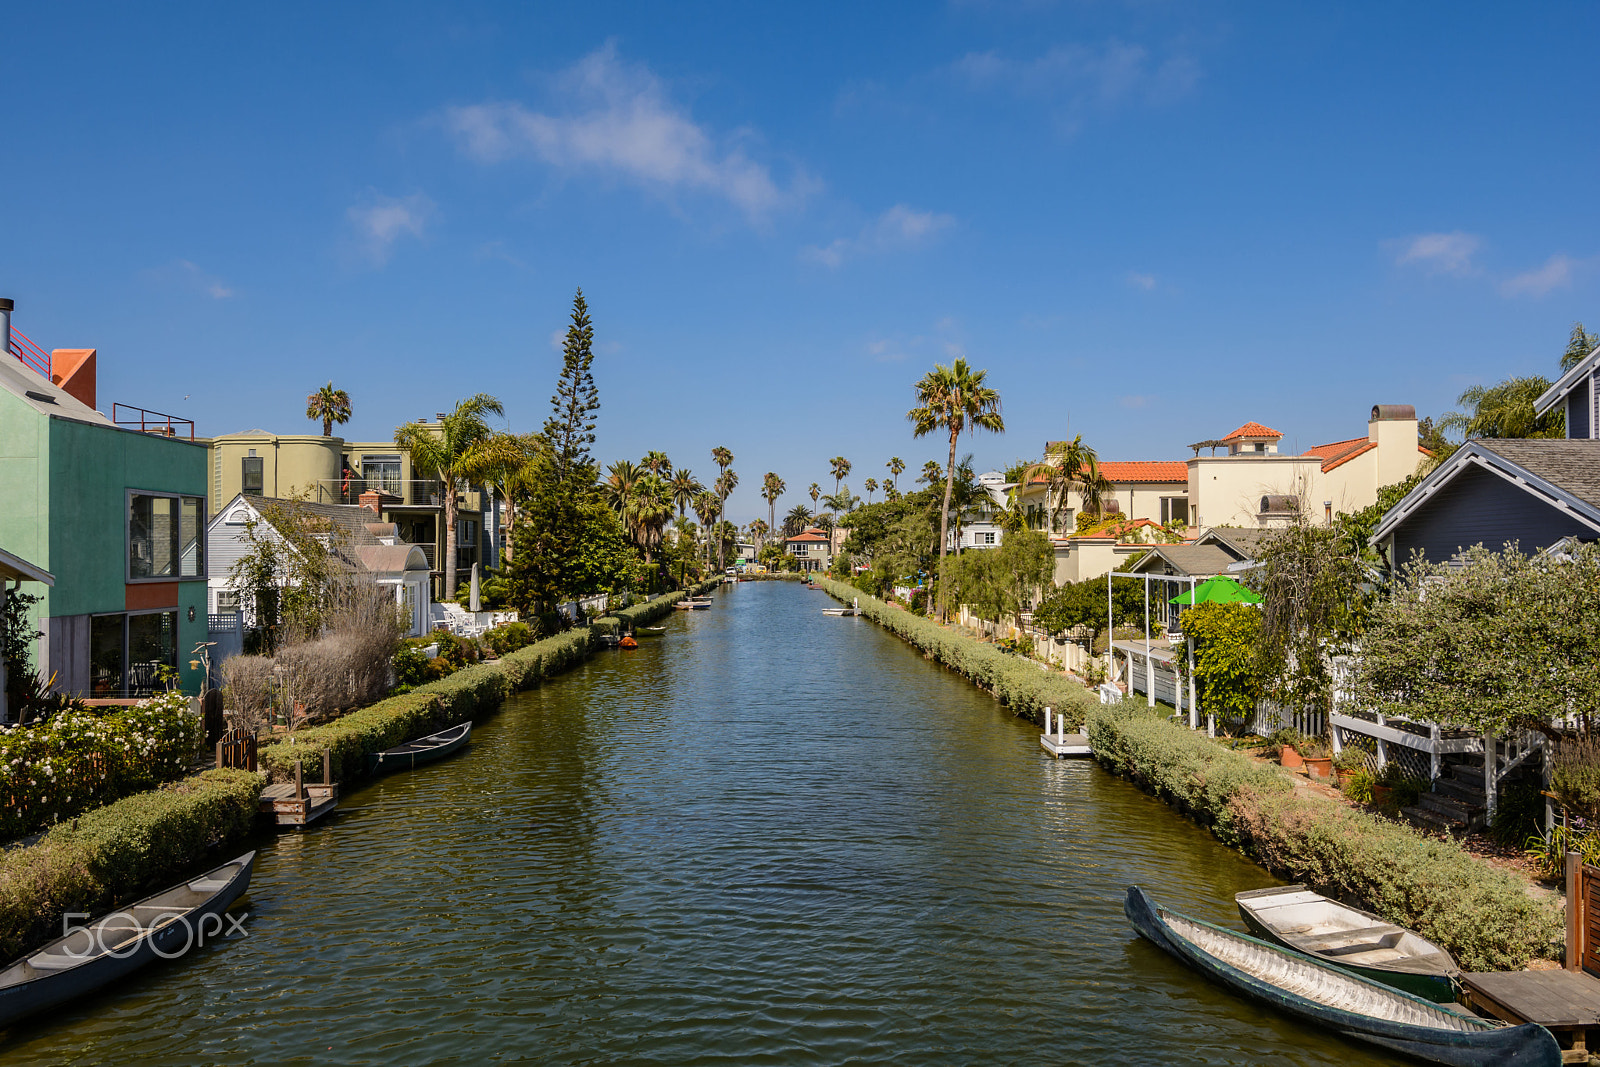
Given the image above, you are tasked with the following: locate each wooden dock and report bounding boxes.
[1040,708,1092,758]
[1462,970,1600,1064]
[258,751,339,829]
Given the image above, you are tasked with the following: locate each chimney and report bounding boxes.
[0,298,11,358]
[50,349,97,409]
[359,489,384,515]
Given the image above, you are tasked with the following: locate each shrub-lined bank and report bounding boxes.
[258,626,595,782]
[817,578,1094,727]
[0,768,263,961]
[592,578,722,636]
[1088,704,1562,971]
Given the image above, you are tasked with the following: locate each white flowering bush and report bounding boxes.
[0,694,202,840]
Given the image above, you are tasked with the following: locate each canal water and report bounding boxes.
[4,581,1405,1065]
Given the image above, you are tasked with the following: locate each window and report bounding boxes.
[1161,497,1189,525]
[981,532,996,545]
[129,492,205,579]
[241,457,264,494]
[90,611,177,697]
[792,543,808,555]
[363,455,403,495]
[216,590,240,613]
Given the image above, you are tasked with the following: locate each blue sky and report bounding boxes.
[4,3,1597,521]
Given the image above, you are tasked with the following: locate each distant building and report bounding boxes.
[784,527,832,572]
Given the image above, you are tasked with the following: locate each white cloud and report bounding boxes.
[1125,271,1156,291]
[444,43,801,219]
[1500,254,1576,298]
[867,338,907,363]
[801,204,955,267]
[347,192,434,265]
[549,328,568,351]
[142,260,234,299]
[1119,394,1154,409]
[1391,231,1480,276]
[954,41,1200,127]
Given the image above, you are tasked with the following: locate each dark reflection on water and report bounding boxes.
[3,582,1407,1065]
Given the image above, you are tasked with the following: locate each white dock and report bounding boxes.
[1040,707,1092,758]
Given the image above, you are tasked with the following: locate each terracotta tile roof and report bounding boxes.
[1097,460,1189,483]
[787,530,830,543]
[1304,436,1376,472]
[1221,421,1283,441]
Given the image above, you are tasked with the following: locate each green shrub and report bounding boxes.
[1088,705,1561,970]
[1343,768,1375,803]
[393,645,432,687]
[1552,738,1600,820]
[0,692,203,842]
[0,768,263,961]
[483,621,533,656]
[257,627,594,783]
[816,577,1094,728]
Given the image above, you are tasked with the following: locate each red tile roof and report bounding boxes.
[787,529,830,542]
[1097,460,1189,483]
[1221,421,1283,441]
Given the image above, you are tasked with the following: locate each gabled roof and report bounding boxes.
[1373,438,1600,542]
[1221,421,1283,441]
[1196,526,1272,561]
[0,546,53,585]
[1534,343,1600,416]
[787,527,830,543]
[1125,543,1239,577]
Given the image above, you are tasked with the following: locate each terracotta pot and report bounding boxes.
[1337,768,1357,790]
[1279,744,1305,771]
[1372,784,1393,805]
[1305,756,1333,779]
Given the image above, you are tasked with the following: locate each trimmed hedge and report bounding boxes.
[0,768,264,961]
[1087,704,1562,970]
[817,577,1094,727]
[593,579,723,635]
[257,627,595,782]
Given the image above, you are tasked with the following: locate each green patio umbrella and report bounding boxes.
[1168,575,1262,606]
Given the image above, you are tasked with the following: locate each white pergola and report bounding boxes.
[1106,569,1204,732]
[0,546,54,723]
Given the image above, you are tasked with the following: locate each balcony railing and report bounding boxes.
[310,478,489,511]
[112,403,195,441]
[8,328,50,378]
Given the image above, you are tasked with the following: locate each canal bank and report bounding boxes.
[3,581,1410,1065]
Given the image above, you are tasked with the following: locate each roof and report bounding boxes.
[1097,460,1188,484]
[1373,438,1600,542]
[1221,421,1283,442]
[1125,543,1240,577]
[353,544,429,574]
[1534,343,1600,417]
[0,546,54,585]
[0,353,114,427]
[787,530,830,543]
[1197,526,1272,560]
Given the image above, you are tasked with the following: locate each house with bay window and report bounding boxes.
[0,299,210,702]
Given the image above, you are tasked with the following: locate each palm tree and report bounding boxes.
[762,473,785,547]
[459,431,543,564]
[669,468,702,521]
[693,491,721,564]
[829,457,851,498]
[864,477,878,503]
[628,474,674,563]
[908,358,1004,617]
[714,469,739,572]
[920,460,943,486]
[886,456,905,495]
[809,482,820,515]
[394,393,504,599]
[749,518,769,546]
[783,504,813,537]
[603,459,643,515]
[641,450,673,478]
[1020,435,1107,534]
[306,382,352,438]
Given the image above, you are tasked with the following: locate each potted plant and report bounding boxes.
[1299,736,1333,779]
[1271,728,1305,771]
[1335,748,1369,790]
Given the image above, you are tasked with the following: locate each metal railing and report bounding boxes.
[310,477,456,508]
[8,328,50,378]
[112,403,194,440]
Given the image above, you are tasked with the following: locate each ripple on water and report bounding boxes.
[1,584,1408,1066]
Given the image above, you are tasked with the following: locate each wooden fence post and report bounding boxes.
[1568,851,1583,973]
[294,760,304,802]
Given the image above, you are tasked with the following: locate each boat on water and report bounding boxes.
[618,635,638,649]
[1124,886,1560,1067]
[1236,884,1462,1003]
[674,597,713,610]
[0,851,256,1029]
[821,608,856,616]
[368,721,471,773]
[639,626,666,634]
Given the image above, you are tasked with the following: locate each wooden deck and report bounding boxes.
[1040,732,1092,758]
[1463,969,1600,1064]
[258,751,339,828]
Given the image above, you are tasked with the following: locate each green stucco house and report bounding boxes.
[1,300,209,704]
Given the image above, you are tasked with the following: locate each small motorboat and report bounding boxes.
[821,608,856,616]
[368,721,472,773]
[618,635,638,649]
[0,852,256,1029]
[1236,885,1462,1003]
[1124,886,1560,1067]
[638,626,667,634]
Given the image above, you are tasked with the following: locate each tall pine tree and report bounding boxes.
[544,289,599,488]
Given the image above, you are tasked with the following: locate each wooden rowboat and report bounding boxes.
[0,852,256,1030]
[368,722,471,773]
[1124,886,1560,1067]
[1237,884,1462,1003]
